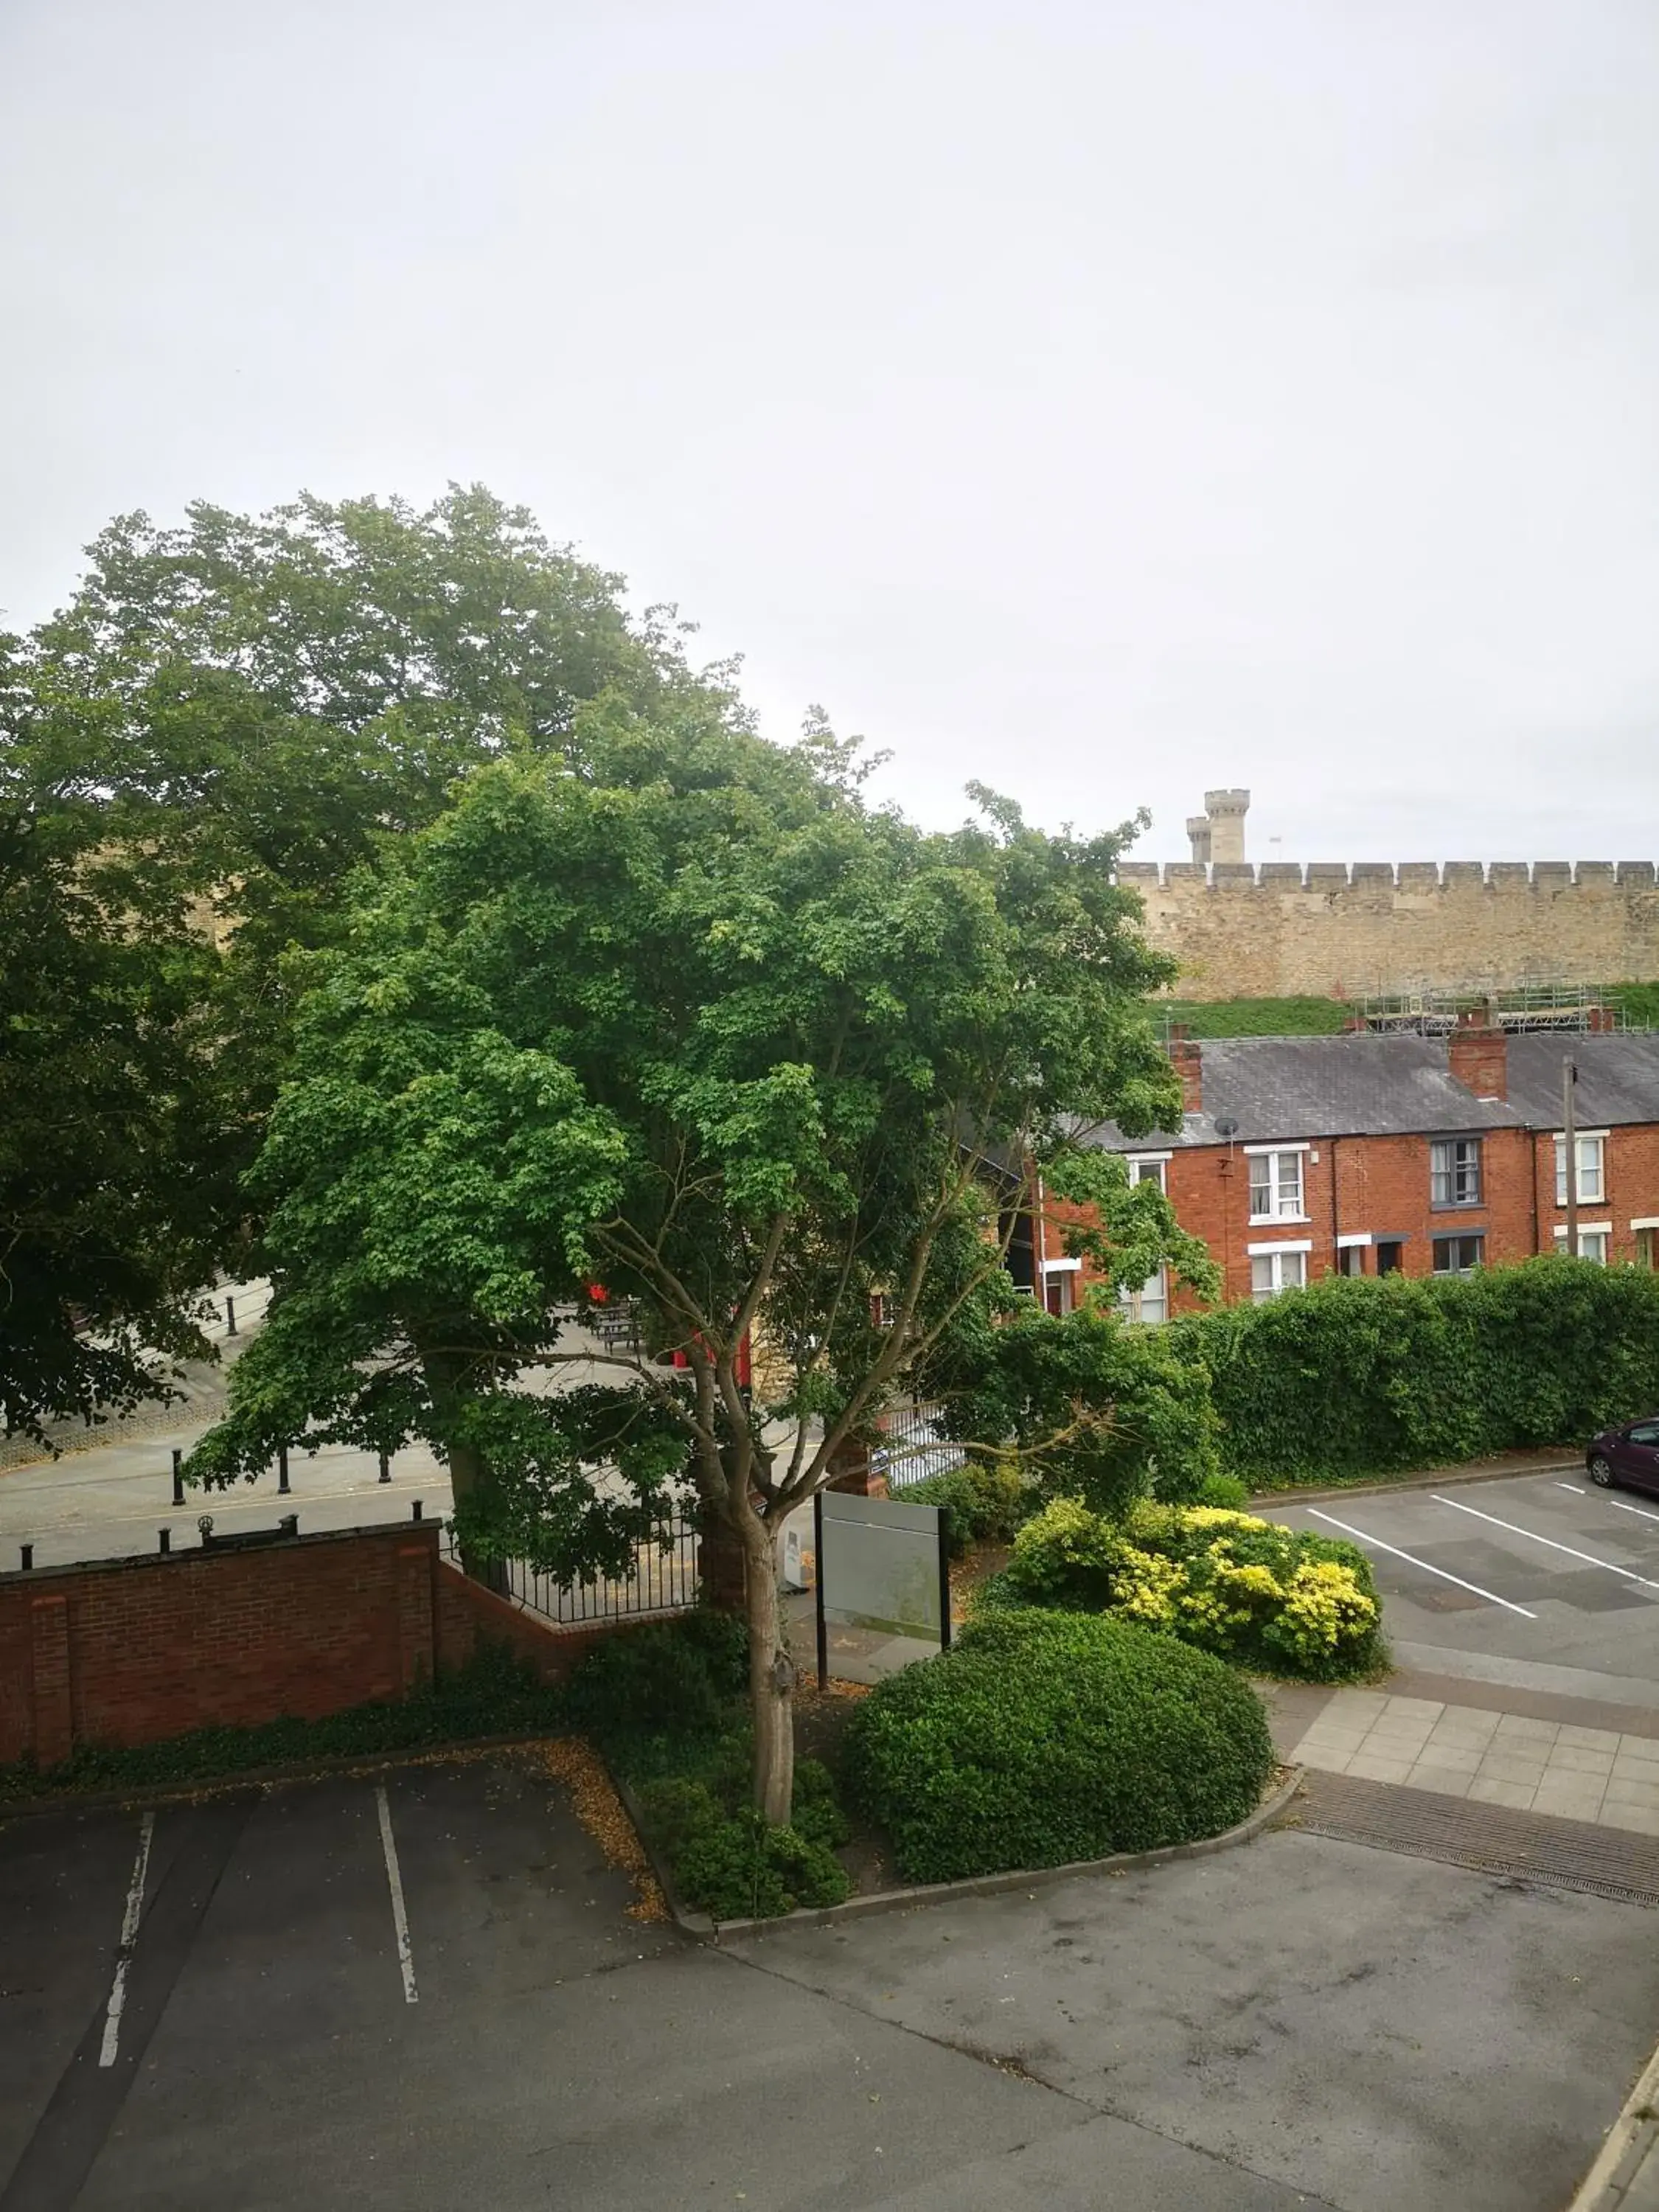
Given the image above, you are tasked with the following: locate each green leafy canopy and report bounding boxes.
[192,717,1197,1584]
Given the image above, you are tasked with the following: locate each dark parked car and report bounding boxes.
[1586,1416,1659,1495]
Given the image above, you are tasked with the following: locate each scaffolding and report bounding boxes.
[1354,981,1643,1036]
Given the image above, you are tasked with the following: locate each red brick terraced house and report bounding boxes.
[1037,1025,1659,1317]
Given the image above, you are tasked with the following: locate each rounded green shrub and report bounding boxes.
[844,1608,1274,1884]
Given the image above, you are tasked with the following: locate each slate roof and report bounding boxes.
[1503,1033,1659,1129]
[1077,1033,1526,1152]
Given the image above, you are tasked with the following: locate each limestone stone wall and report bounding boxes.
[1116,861,1659,1002]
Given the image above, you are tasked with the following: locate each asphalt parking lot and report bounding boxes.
[4,1750,1658,2212]
[1267,1468,1659,1697]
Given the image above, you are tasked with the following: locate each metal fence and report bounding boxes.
[443,1507,700,1627]
[872,1401,966,1489]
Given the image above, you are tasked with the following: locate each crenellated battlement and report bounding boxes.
[1116,856,1659,1000]
[1118,860,1658,890]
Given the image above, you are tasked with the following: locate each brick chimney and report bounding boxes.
[1168,1032,1203,1113]
[1448,1009,1507,1101]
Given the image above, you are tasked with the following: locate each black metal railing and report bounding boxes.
[443,1508,700,1626]
[872,1401,966,1489]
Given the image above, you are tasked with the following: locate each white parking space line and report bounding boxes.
[1557,1483,1587,1496]
[1602,1495,1659,1527]
[99,1811,155,2067]
[376,1785,418,2005]
[1307,1509,1538,1618]
[1430,1493,1659,1593]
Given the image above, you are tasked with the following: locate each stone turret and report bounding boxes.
[1203,788,1250,864]
[1186,789,1250,866]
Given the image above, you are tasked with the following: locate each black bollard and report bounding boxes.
[411,1499,423,1523]
[20,1543,32,1571]
[277,1445,291,1496]
[159,1528,171,1554]
[225,1293,237,1337]
[172,1448,184,1508]
[378,1450,391,1484]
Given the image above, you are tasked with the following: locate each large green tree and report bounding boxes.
[1,487,747,1435]
[0,635,234,1440]
[190,721,1205,1820]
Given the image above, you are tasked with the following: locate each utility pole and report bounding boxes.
[1563,1056,1579,1259]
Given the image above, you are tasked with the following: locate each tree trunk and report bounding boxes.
[738,1500,795,1825]
[448,1435,508,1595]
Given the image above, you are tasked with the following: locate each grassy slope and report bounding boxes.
[1161,985,1659,1039]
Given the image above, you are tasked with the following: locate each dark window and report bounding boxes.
[1430,1137,1483,1207]
[1001,1207,1036,1293]
[1376,1240,1405,1276]
[1433,1233,1485,1275]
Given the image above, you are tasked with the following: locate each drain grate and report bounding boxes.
[1288,1771,1659,1907]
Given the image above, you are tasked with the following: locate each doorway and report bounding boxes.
[1376,1240,1405,1276]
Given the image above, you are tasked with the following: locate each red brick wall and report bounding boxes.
[1044,1121,1576,1312]
[0,1523,642,1769]
[1532,1124,1659,1265]
[433,1561,628,1683]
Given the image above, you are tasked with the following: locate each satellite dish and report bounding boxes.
[1214,1117,1239,1140]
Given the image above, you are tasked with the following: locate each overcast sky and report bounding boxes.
[3,0,1657,862]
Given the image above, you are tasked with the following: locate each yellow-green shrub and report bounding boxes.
[989,1497,1382,1681]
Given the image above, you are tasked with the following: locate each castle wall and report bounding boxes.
[1116,861,1659,1001]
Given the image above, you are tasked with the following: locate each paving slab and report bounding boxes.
[1294,1694,1659,1832]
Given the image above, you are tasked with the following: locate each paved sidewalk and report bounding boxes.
[1293,1689,1659,1834]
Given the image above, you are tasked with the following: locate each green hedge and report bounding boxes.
[990,1497,1384,1680]
[1169,1259,1659,1484]
[844,1608,1273,1884]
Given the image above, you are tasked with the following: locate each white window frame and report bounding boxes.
[1127,1152,1170,1192]
[1554,1222,1612,1265]
[1119,1265,1169,1325]
[1554,1131,1608,1206]
[1245,1142,1310,1224]
[1248,1245,1308,1301]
